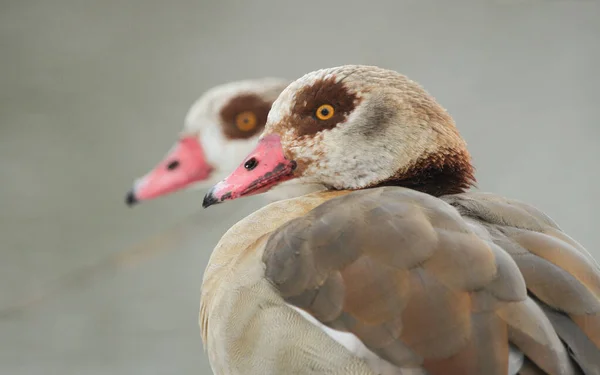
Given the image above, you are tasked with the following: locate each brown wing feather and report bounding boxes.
[445,193,600,374]
[263,187,531,375]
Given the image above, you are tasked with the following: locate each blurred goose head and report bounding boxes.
[126,78,294,206]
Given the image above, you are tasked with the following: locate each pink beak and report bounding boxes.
[126,136,213,206]
[202,134,296,208]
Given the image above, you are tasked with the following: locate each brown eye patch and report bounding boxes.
[219,94,272,140]
[291,76,361,137]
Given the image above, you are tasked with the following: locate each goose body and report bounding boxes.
[200,65,600,375]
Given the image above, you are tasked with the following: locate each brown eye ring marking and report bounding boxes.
[220,94,272,140]
[290,76,362,137]
[315,104,334,120]
[235,111,257,131]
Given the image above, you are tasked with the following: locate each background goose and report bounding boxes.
[200,65,600,375]
[125,78,324,206]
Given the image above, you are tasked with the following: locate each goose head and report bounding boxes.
[125,78,290,206]
[203,65,476,208]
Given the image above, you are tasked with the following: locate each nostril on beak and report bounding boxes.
[244,157,258,171]
[166,160,180,170]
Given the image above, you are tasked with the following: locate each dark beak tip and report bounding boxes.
[125,190,138,207]
[202,191,219,209]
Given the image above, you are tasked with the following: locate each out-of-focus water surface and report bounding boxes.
[1,1,598,374]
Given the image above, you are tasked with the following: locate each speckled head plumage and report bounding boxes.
[267,65,475,194]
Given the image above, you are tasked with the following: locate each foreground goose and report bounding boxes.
[200,65,600,375]
[125,78,323,206]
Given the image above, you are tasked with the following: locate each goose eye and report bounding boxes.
[235,111,257,131]
[315,104,335,120]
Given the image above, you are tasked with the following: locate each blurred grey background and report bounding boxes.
[1,0,598,374]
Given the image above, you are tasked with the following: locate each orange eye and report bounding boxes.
[315,104,334,120]
[235,111,257,131]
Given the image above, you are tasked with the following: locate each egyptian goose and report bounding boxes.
[125,78,323,206]
[200,65,600,375]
